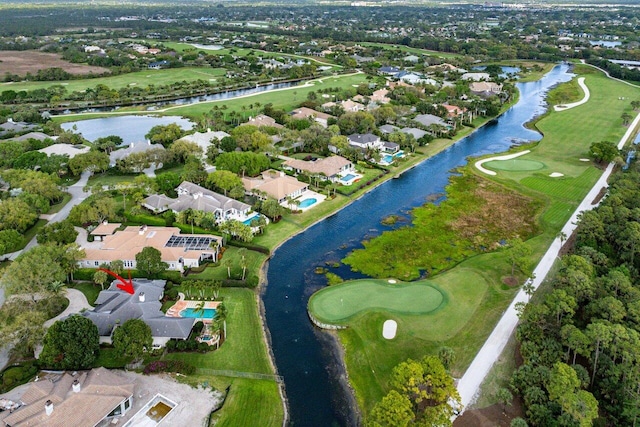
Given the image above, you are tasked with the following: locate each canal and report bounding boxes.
[262,63,573,426]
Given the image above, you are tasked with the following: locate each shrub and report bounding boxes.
[143,360,196,375]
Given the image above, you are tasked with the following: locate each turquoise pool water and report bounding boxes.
[299,198,317,208]
[243,213,261,225]
[382,150,405,163]
[180,308,217,318]
[340,173,357,182]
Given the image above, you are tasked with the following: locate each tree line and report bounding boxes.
[512,164,640,426]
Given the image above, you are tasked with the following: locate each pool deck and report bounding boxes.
[166,299,221,321]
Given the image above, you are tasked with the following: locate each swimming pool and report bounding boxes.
[243,213,261,225]
[298,198,317,208]
[382,150,405,164]
[340,173,357,182]
[180,308,217,318]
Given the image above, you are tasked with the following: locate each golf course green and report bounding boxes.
[484,159,545,171]
[308,279,447,324]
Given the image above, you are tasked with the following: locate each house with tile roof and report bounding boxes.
[469,81,503,97]
[290,107,334,128]
[282,156,354,182]
[244,114,284,129]
[80,225,223,271]
[0,367,135,427]
[242,170,308,204]
[82,279,195,347]
[347,133,382,150]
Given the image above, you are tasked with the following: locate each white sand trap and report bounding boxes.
[579,158,590,162]
[554,77,589,111]
[383,319,397,339]
[388,279,397,284]
[549,172,564,177]
[475,150,531,176]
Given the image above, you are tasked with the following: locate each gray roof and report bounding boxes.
[9,131,52,142]
[348,133,379,144]
[383,141,400,150]
[0,121,37,134]
[142,194,174,212]
[109,141,165,165]
[379,125,400,134]
[83,279,195,339]
[413,114,447,128]
[174,181,250,214]
[401,127,427,139]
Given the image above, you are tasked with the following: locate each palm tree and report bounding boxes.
[223,258,232,278]
[47,280,65,295]
[237,248,247,281]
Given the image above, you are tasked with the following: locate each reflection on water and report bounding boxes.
[263,64,574,426]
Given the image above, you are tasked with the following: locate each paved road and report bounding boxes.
[0,171,92,369]
[455,110,640,411]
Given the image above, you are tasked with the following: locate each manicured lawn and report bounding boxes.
[358,42,462,59]
[308,279,446,324]
[334,67,640,416]
[47,193,72,214]
[164,288,271,374]
[0,67,227,93]
[18,219,47,250]
[163,73,369,119]
[87,173,137,188]
[163,41,338,69]
[484,159,545,171]
[93,347,131,369]
[189,246,268,283]
[212,378,283,427]
[69,282,102,306]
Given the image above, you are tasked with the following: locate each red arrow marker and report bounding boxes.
[98,268,135,295]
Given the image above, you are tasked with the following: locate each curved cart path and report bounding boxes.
[474,150,531,176]
[455,110,640,412]
[553,77,589,111]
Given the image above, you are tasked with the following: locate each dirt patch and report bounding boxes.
[591,186,607,205]
[0,51,110,77]
[454,396,525,427]
[502,276,519,287]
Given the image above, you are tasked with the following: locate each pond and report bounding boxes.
[60,115,194,144]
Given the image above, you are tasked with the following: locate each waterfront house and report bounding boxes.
[84,279,195,347]
[242,170,308,204]
[80,225,223,271]
[282,155,354,182]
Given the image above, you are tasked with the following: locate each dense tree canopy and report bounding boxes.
[112,319,153,361]
[513,168,640,426]
[215,151,270,177]
[39,315,100,370]
[135,246,168,277]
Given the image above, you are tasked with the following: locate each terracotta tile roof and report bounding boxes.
[241,170,308,201]
[244,114,284,129]
[283,156,351,178]
[90,222,122,236]
[290,107,333,122]
[0,368,134,427]
[82,226,222,265]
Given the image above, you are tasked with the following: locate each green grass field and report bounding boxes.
[358,42,462,59]
[484,159,545,171]
[163,72,368,119]
[308,279,446,324]
[0,67,227,93]
[163,41,339,70]
[333,66,640,418]
[164,288,284,426]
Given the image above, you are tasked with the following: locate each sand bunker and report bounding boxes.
[383,319,398,339]
[549,172,564,177]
